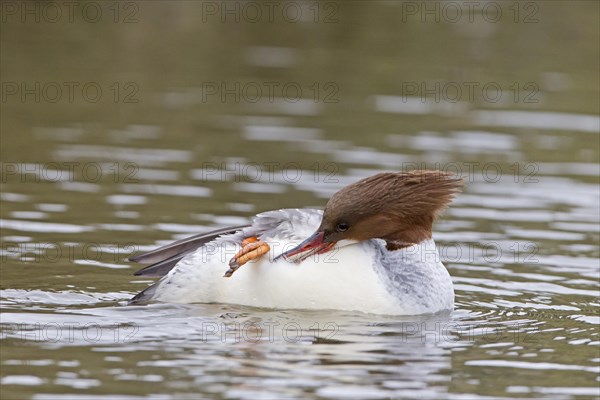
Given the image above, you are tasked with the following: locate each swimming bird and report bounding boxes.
[128,170,463,315]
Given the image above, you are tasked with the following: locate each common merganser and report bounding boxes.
[128,170,463,315]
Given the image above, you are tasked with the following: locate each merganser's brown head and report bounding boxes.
[279,170,463,262]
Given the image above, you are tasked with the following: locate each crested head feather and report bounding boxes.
[319,170,464,248]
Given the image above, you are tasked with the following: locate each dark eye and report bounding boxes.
[336,222,350,232]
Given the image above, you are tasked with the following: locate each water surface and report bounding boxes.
[1,1,599,399]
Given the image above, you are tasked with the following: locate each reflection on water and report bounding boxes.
[1,1,599,399]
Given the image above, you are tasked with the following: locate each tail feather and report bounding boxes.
[127,225,248,304]
[128,283,159,305]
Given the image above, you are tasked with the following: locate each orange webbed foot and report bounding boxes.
[224,237,270,277]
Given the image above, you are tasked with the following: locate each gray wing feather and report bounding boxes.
[128,209,322,304]
[130,225,248,264]
[130,225,248,277]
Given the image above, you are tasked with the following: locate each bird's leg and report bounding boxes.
[224,237,270,277]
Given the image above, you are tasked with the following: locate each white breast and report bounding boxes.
[151,236,454,316]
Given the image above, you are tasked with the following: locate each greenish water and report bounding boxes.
[1,1,599,399]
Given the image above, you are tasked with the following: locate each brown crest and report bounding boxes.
[319,170,464,249]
